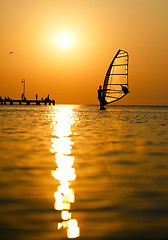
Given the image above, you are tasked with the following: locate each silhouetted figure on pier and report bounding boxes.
[36,94,38,100]
[21,93,24,100]
[44,95,50,101]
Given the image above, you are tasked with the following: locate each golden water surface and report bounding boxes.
[0,105,168,240]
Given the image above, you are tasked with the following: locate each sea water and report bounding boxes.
[0,105,168,240]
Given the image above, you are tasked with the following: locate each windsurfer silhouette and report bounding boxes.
[97,85,107,110]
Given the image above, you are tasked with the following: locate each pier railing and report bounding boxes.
[0,99,55,105]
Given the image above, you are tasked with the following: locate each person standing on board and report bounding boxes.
[97,85,107,110]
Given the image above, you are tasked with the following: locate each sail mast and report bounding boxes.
[103,49,120,93]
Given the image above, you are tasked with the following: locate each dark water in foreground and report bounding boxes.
[0,105,168,240]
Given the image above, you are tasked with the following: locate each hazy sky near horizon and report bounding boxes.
[0,0,168,105]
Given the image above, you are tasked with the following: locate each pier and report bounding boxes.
[1,79,55,105]
[0,99,55,105]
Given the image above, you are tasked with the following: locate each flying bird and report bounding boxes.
[9,51,14,54]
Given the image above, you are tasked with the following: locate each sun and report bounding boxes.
[50,31,76,51]
[58,33,72,48]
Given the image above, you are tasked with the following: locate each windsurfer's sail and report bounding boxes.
[103,49,129,105]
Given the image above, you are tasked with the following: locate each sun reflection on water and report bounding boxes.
[51,106,80,238]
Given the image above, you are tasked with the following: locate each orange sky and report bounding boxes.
[0,0,168,105]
